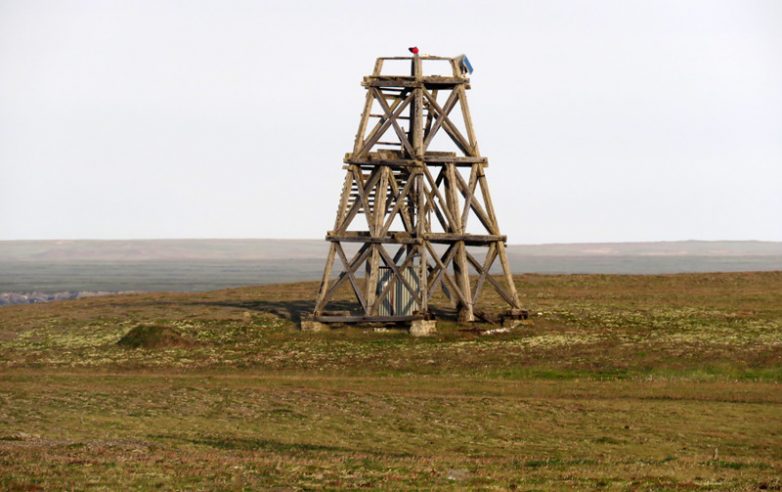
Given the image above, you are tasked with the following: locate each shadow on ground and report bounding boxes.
[195,299,360,323]
[199,297,469,327]
[152,434,413,458]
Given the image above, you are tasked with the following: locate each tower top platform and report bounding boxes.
[364,55,472,89]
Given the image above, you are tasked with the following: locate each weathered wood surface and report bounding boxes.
[312,54,521,324]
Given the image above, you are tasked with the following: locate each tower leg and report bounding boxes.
[415,173,429,315]
[445,163,474,322]
[365,244,381,315]
[314,242,337,314]
[453,241,474,322]
[497,241,521,309]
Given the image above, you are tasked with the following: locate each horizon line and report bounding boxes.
[1,238,780,245]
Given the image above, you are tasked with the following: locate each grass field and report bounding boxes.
[1,272,781,490]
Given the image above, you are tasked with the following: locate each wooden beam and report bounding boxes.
[362,76,468,88]
[343,167,382,235]
[425,243,455,295]
[373,166,390,237]
[449,165,473,321]
[376,56,452,61]
[313,314,422,323]
[365,167,390,314]
[453,165,498,235]
[422,89,472,155]
[353,90,375,154]
[327,231,506,245]
[344,154,485,167]
[425,241,467,305]
[423,89,437,142]
[496,240,521,309]
[457,85,479,154]
[422,89,459,151]
[333,171,353,230]
[461,164,478,228]
[335,242,367,312]
[357,92,413,158]
[378,246,418,301]
[471,243,498,305]
[326,234,419,244]
[372,58,384,76]
[320,243,372,310]
[421,165,458,231]
[370,113,411,120]
[365,244,381,315]
[424,155,487,164]
[371,88,415,157]
[477,171,499,227]
[424,233,506,244]
[416,172,428,312]
[314,242,337,313]
[371,246,417,314]
[465,249,516,307]
[381,173,415,235]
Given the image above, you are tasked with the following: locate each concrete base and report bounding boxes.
[409,319,437,337]
[299,319,329,332]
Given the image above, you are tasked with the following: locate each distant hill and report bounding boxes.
[2,239,781,262]
[0,239,326,261]
[507,240,782,257]
[1,239,780,298]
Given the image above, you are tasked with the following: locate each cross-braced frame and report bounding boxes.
[313,55,521,323]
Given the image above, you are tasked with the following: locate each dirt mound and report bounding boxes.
[117,324,193,349]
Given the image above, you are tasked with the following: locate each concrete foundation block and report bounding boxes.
[299,320,329,332]
[409,319,437,337]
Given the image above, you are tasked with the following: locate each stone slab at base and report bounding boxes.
[409,319,437,337]
[299,319,329,332]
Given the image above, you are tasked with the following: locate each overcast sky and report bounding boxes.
[1,0,780,243]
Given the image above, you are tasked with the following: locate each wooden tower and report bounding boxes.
[311,54,522,326]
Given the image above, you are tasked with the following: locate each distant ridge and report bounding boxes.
[506,240,782,257]
[0,239,325,261]
[2,239,781,262]
[2,239,780,296]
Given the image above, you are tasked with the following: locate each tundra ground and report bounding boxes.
[1,272,781,490]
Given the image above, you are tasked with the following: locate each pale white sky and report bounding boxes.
[1,0,780,243]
